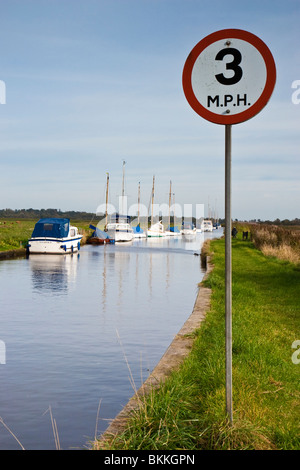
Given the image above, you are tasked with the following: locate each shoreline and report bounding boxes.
[0,248,26,260]
[95,256,213,448]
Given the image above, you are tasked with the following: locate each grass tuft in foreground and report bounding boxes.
[95,234,300,450]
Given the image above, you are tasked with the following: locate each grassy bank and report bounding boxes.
[0,218,92,252]
[95,234,300,450]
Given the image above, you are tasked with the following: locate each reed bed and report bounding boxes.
[238,223,300,265]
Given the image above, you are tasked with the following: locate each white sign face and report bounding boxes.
[192,39,266,115]
[183,29,276,125]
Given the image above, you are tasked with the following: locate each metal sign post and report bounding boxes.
[225,124,232,422]
[182,29,276,423]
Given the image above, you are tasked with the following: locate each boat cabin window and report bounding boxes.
[70,229,75,236]
[43,223,53,231]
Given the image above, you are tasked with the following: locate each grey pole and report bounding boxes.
[225,124,233,423]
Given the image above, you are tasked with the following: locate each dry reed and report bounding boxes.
[245,223,300,265]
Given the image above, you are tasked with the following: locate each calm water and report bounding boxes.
[0,229,222,450]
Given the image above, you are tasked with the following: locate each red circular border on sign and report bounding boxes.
[182,29,276,125]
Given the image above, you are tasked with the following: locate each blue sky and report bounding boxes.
[0,0,299,220]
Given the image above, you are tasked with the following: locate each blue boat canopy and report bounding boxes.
[133,224,143,233]
[167,226,180,233]
[31,218,70,239]
[89,225,110,239]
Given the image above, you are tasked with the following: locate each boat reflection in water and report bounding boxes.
[29,253,80,293]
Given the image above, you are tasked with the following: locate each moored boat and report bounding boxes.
[147,220,166,237]
[27,218,82,254]
[181,221,197,240]
[106,161,134,242]
[106,214,134,242]
[147,175,166,238]
[201,220,213,232]
[133,224,146,238]
[165,225,180,236]
[88,225,115,244]
[133,182,146,238]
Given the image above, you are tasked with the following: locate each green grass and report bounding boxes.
[95,235,300,450]
[0,219,35,251]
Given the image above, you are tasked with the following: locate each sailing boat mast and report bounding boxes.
[105,172,109,230]
[121,160,126,214]
[137,181,141,226]
[168,180,172,230]
[122,160,125,198]
[151,175,155,226]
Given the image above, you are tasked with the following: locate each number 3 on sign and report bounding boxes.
[182,29,276,125]
[215,48,243,85]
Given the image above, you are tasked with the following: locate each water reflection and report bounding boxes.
[88,232,210,321]
[29,254,80,293]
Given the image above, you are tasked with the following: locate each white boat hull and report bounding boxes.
[201,220,213,232]
[106,224,134,242]
[147,222,165,238]
[165,231,176,237]
[28,236,82,254]
[133,232,146,239]
[147,230,166,237]
[181,229,197,240]
[114,231,134,242]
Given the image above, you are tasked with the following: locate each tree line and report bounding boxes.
[0,208,95,221]
[0,209,299,226]
[245,218,300,226]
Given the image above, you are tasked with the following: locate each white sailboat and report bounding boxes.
[89,173,115,244]
[147,220,165,237]
[106,161,134,242]
[147,175,166,238]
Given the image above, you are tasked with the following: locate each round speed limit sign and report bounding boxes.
[182,29,276,125]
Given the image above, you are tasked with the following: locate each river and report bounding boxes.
[0,229,222,450]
